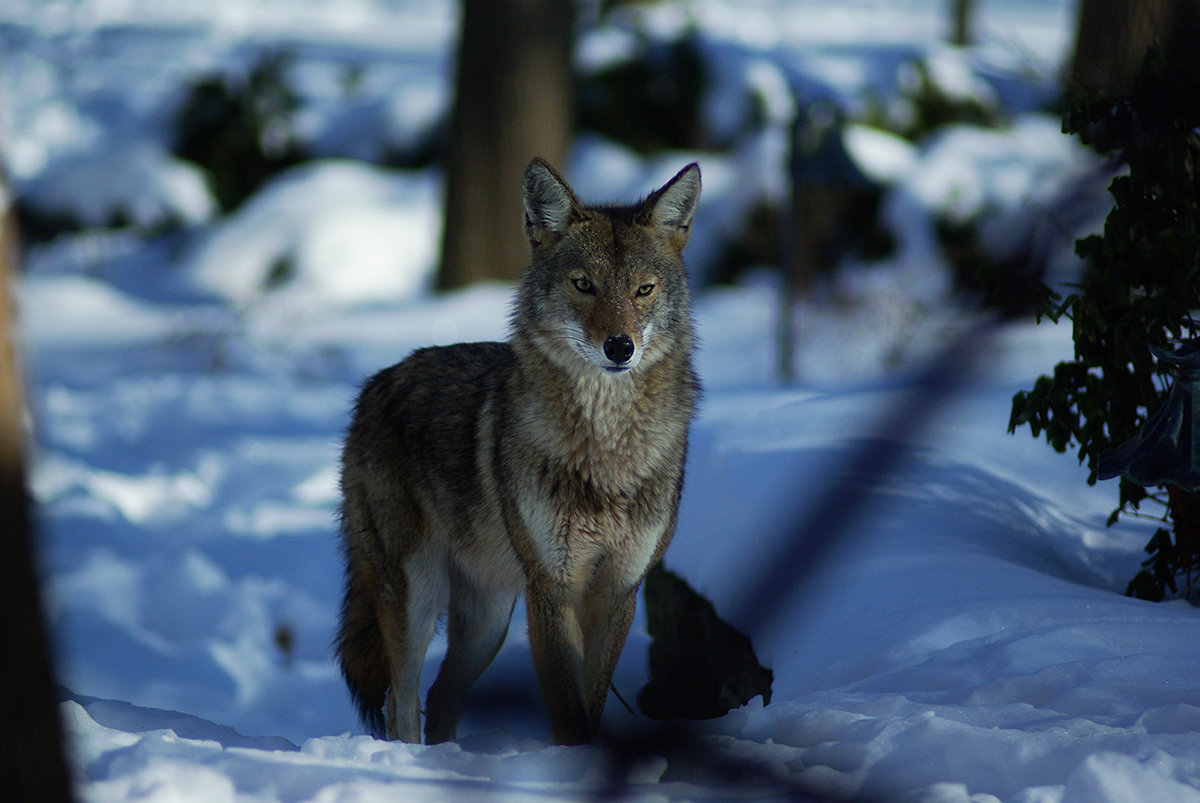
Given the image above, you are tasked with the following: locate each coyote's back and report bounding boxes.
[336,158,701,745]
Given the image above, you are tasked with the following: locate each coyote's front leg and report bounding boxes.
[580,579,638,726]
[524,579,594,744]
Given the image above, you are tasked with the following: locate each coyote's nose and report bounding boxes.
[603,334,635,364]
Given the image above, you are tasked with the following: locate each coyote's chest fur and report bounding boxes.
[502,355,687,587]
[523,363,679,490]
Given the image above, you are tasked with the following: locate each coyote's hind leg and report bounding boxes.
[379,550,447,743]
[424,563,517,744]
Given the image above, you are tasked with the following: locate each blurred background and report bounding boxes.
[2,0,1107,314]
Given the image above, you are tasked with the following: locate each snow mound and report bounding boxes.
[61,698,667,803]
[19,141,216,230]
[906,113,1098,242]
[183,160,441,309]
[843,124,918,184]
[18,275,182,345]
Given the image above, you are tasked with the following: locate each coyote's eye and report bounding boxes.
[572,277,595,294]
[636,283,656,297]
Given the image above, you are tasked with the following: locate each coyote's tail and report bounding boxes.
[335,497,390,739]
[336,575,389,738]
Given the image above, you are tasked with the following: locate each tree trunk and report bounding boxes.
[950,0,974,47]
[0,174,75,801]
[438,0,575,289]
[1068,0,1196,94]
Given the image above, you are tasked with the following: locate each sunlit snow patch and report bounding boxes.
[20,141,216,230]
[18,275,187,346]
[184,160,440,309]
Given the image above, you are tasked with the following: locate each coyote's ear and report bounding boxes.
[647,163,701,250]
[523,158,580,247]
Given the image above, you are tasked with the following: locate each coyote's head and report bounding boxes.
[512,158,701,378]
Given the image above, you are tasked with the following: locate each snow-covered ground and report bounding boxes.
[8,1,1200,802]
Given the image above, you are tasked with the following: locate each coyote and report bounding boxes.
[336,158,701,745]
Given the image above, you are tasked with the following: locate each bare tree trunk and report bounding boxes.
[1068,0,1194,94]
[0,175,75,801]
[950,0,974,46]
[438,0,575,289]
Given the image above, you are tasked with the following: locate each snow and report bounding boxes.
[18,275,187,345]
[8,0,1200,801]
[183,160,441,308]
[20,141,216,230]
[842,124,918,185]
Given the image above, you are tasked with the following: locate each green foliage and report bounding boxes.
[863,58,1003,144]
[1129,527,1182,602]
[576,29,707,154]
[1007,49,1200,600]
[173,51,306,213]
[936,217,1062,317]
[860,57,1018,310]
